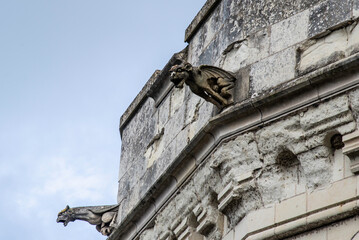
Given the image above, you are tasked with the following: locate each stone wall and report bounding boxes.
[113,0,359,239]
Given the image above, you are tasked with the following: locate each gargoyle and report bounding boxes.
[170,62,236,109]
[57,204,118,236]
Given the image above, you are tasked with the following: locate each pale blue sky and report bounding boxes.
[0,1,207,239]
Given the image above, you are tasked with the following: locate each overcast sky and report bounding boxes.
[0,1,207,239]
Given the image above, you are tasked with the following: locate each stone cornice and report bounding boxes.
[184,0,222,43]
[109,53,359,240]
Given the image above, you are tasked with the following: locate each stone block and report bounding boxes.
[274,217,306,237]
[170,86,186,117]
[270,10,309,53]
[257,84,318,123]
[188,101,212,141]
[232,66,250,102]
[354,0,359,18]
[126,182,140,215]
[306,200,356,225]
[157,94,170,131]
[197,33,224,66]
[332,149,344,181]
[257,115,304,156]
[308,0,351,38]
[297,147,332,189]
[175,126,190,158]
[200,4,224,52]
[220,28,270,72]
[349,88,359,123]
[250,47,296,94]
[222,230,234,240]
[307,176,356,212]
[343,154,354,178]
[246,207,275,232]
[275,193,307,223]
[282,226,327,240]
[239,0,301,35]
[209,105,261,141]
[327,215,359,240]
[297,23,359,74]
[234,207,275,239]
[120,97,156,177]
[300,95,349,130]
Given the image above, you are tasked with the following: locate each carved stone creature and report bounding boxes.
[170,62,236,108]
[57,204,118,236]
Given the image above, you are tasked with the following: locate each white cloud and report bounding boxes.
[15,156,116,220]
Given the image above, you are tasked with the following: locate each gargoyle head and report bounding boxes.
[57,205,75,226]
[169,62,193,87]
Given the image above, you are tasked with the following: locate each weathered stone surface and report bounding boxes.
[220,28,270,73]
[271,10,309,53]
[349,87,359,123]
[250,47,296,94]
[184,0,222,42]
[188,99,213,141]
[197,33,223,66]
[119,98,156,179]
[210,132,262,185]
[298,22,359,74]
[170,86,186,117]
[297,146,332,189]
[257,116,307,160]
[139,228,155,240]
[300,0,325,9]
[354,0,359,18]
[299,95,349,130]
[308,0,351,38]
[157,94,170,132]
[232,66,250,102]
[189,0,315,66]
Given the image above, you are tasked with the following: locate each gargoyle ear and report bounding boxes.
[184,63,192,71]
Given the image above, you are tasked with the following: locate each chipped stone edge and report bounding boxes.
[119,49,187,135]
[119,70,160,134]
[109,53,359,240]
[184,0,222,43]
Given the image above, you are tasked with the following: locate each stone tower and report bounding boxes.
[58,0,359,239]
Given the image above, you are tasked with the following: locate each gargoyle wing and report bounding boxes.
[89,204,119,214]
[198,65,236,82]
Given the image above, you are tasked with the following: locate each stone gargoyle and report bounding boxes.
[57,204,118,236]
[170,61,236,109]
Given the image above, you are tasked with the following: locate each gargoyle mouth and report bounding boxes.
[56,217,70,226]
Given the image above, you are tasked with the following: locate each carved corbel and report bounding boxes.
[172,213,204,240]
[193,204,224,237]
[169,61,236,109]
[342,130,359,174]
[217,171,255,211]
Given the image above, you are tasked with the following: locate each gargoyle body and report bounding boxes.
[57,204,118,236]
[170,62,236,109]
